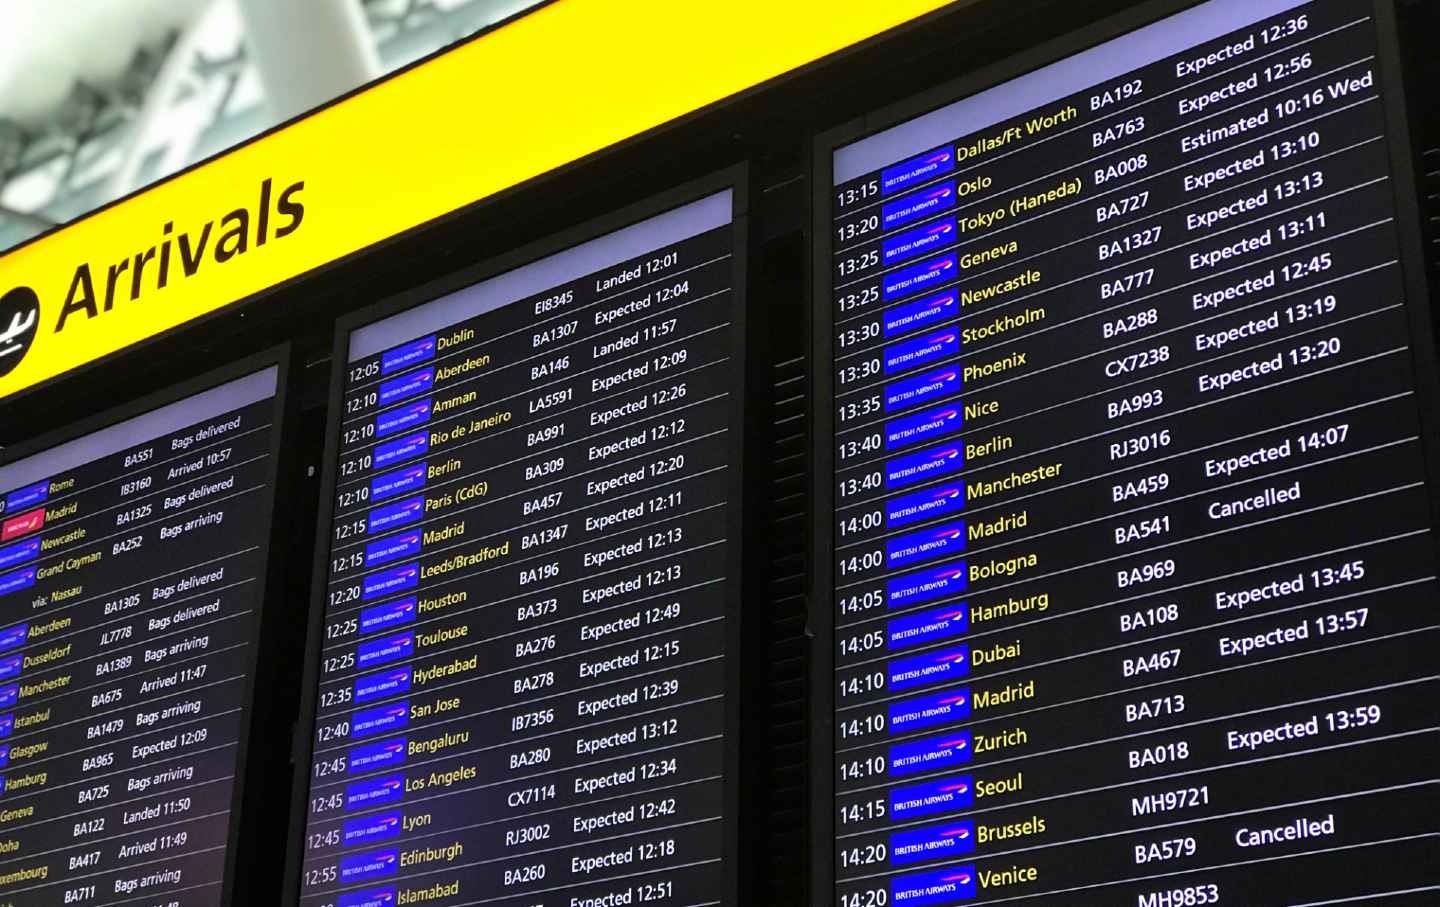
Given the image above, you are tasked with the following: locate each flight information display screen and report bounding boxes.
[820,0,1440,903]
[0,363,284,906]
[296,188,743,907]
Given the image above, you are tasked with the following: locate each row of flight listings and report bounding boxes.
[0,1,1437,905]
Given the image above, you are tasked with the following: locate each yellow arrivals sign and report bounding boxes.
[0,0,955,401]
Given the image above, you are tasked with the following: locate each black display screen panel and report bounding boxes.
[818,0,1440,903]
[0,361,285,906]
[295,185,744,907]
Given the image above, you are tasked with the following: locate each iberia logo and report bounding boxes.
[0,288,39,379]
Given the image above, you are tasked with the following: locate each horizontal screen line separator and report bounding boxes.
[343,285,732,429]
[347,253,733,394]
[35,845,230,902]
[832,14,1371,215]
[838,525,1430,635]
[0,736,238,809]
[7,773,236,846]
[835,432,1418,592]
[841,657,1440,798]
[835,343,1408,513]
[1288,885,1440,906]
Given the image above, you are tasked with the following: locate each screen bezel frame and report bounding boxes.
[807,0,1440,902]
[283,165,751,907]
[0,345,294,907]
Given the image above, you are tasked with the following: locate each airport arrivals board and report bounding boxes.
[296,187,743,906]
[820,0,1440,903]
[0,363,284,906]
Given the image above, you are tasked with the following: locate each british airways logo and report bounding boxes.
[886,443,963,490]
[357,633,415,669]
[885,368,959,413]
[886,484,964,529]
[890,731,973,777]
[0,714,14,738]
[887,521,966,568]
[885,406,961,451]
[889,686,971,734]
[373,432,429,469]
[2,482,48,513]
[0,539,39,571]
[882,149,956,195]
[884,218,958,266]
[891,820,975,866]
[0,657,22,682]
[351,703,410,739]
[0,685,16,709]
[362,565,418,601]
[354,668,412,704]
[368,496,425,533]
[348,739,407,773]
[888,561,967,609]
[883,182,958,230]
[345,775,405,810]
[375,401,432,439]
[884,255,957,302]
[884,291,958,339]
[884,330,958,375]
[891,864,977,903]
[343,812,403,846]
[338,888,397,907]
[381,336,436,375]
[378,368,435,405]
[0,567,36,599]
[0,625,26,656]
[890,775,974,820]
[888,645,969,692]
[370,465,427,502]
[339,849,399,882]
[360,597,417,634]
[887,604,968,651]
[365,532,422,568]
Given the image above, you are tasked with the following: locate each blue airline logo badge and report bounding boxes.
[0,657,22,682]
[3,482,48,513]
[360,597,417,634]
[886,406,961,451]
[381,337,436,375]
[891,820,975,866]
[0,714,14,738]
[889,645,969,692]
[884,330,958,375]
[0,745,9,769]
[884,255,957,302]
[890,687,970,734]
[0,540,38,572]
[339,849,399,882]
[887,484,963,528]
[884,218,958,266]
[885,368,959,413]
[890,775,974,821]
[883,182,957,230]
[890,731,973,777]
[346,775,405,810]
[339,889,397,907]
[886,443,963,490]
[0,567,36,599]
[358,633,415,669]
[888,604,968,651]
[368,496,425,533]
[378,368,435,405]
[374,432,429,469]
[0,685,16,709]
[354,668,412,704]
[891,865,977,904]
[882,149,956,195]
[362,565,419,601]
[887,521,965,568]
[351,703,410,739]
[0,625,26,654]
[344,812,403,846]
[888,561,966,609]
[375,401,432,439]
[349,739,407,773]
[365,532,422,568]
[371,465,427,502]
[884,291,958,339]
